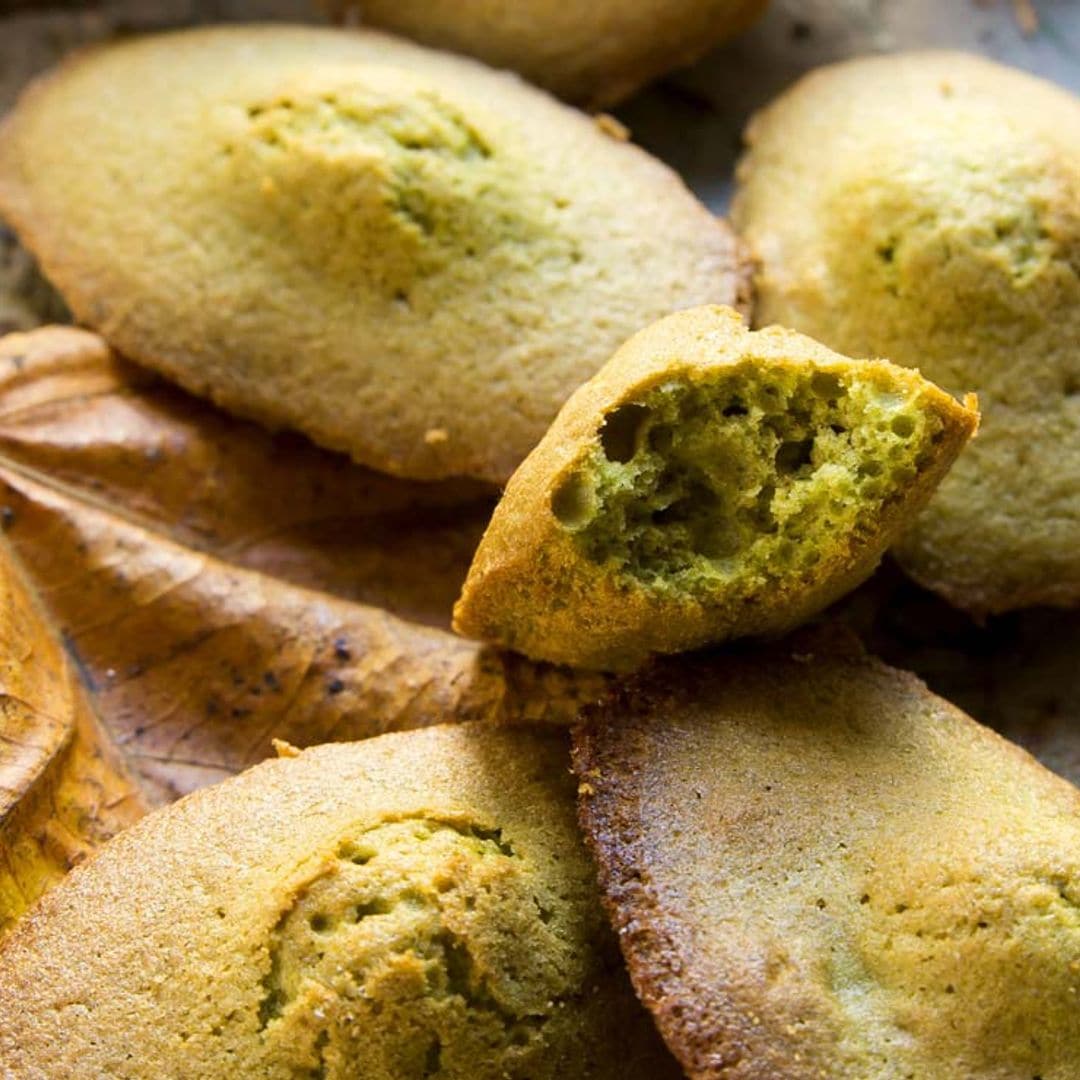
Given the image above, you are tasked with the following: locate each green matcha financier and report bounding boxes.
[0,24,746,485]
[453,306,978,671]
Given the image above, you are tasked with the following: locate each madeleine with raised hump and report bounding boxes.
[0,724,680,1080]
[733,50,1080,615]
[453,306,977,671]
[0,24,745,485]
[573,644,1080,1080]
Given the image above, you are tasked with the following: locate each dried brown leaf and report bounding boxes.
[0,531,145,936]
[0,327,610,808]
[0,327,493,627]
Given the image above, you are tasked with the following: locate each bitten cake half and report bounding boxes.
[454,307,976,670]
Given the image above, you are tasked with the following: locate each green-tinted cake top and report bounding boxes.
[733,50,1080,613]
[0,726,680,1078]
[0,25,744,483]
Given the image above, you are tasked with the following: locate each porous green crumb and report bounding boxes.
[256,813,613,1078]
[550,362,946,595]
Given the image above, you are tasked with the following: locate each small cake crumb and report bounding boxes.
[1013,0,1039,36]
[594,114,630,142]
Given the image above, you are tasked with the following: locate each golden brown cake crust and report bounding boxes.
[733,50,1080,615]
[573,643,1080,1079]
[0,24,747,484]
[454,306,976,670]
[325,0,767,108]
[0,723,679,1079]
